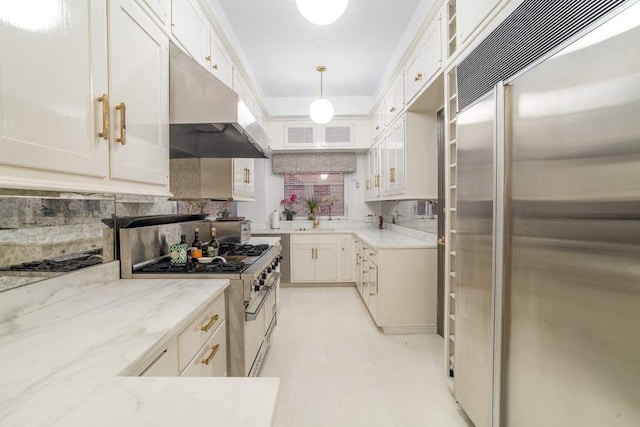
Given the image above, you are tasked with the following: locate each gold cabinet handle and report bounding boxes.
[97,94,110,141]
[362,270,368,274]
[365,179,371,190]
[200,314,219,332]
[115,102,127,145]
[369,252,375,257]
[212,64,218,70]
[390,167,396,183]
[438,236,446,246]
[375,126,380,130]
[370,292,377,296]
[415,73,423,82]
[200,344,220,365]
[374,175,380,188]
[246,168,251,184]
[390,107,396,113]
[205,55,211,61]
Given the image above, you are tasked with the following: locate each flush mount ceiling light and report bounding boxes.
[309,66,334,124]
[296,0,349,25]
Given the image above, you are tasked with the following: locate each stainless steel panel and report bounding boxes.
[455,93,496,427]
[505,9,640,426]
[119,220,211,278]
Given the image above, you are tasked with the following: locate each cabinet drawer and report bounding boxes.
[292,234,338,244]
[139,338,179,377]
[178,294,225,371]
[180,322,227,377]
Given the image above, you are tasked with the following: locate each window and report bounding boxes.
[284,172,345,217]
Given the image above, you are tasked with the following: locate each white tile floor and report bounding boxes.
[260,286,473,427]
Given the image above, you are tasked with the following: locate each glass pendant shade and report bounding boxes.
[310,98,334,124]
[295,0,349,25]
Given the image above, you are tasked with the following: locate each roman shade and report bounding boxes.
[271,153,356,174]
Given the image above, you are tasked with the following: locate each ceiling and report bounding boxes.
[214,0,432,116]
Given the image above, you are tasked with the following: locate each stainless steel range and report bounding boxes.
[119,218,281,377]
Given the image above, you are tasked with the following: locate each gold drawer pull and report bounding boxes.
[375,126,380,130]
[415,73,423,81]
[97,94,109,141]
[200,314,220,332]
[212,64,218,70]
[115,102,127,145]
[390,107,396,113]
[365,179,371,190]
[370,292,377,296]
[205,55,211,61]
[374,175,380,188]
[369,252,375,257]
[200,344,220,365]
[390,167,396,183]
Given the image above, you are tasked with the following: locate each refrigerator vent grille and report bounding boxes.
[456,0,627,111]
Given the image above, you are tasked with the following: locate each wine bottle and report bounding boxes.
[208,226,219,257]
[191,228,202,258]
[170,234,188,265]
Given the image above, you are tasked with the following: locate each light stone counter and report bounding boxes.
[0,276,279,426]
[253,226,437,249]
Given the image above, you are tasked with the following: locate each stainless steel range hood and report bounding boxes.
[169,42,271,159]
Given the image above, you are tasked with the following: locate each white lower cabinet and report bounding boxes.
[140,338,180,376]
[291,234,354,283]
[134,293,227,377]
[181,325,227,377]
[356,243,437,334]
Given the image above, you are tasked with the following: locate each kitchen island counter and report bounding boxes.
[0,275,279,426]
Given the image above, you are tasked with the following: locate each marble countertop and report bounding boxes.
[248,236,281,246]
[253,227,436,249]
[0,278,279,426]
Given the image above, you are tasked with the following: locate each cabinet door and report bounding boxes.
[140,0,171,31]
[109,0,169,185]
[338,236,354,282]
[171,0,210,69]
[232,158,245,197]
[0,0,109,178]
[314,244,338,282]
[420,18,442,86]
[367,262,378,323]
[291,244,315,282]
[373,101,385,138]
[458,0,499,42]
[367,142,381,199]
[385,119,405,196]
[404,52,422,103]
[210,30,232,87]
[233,70,246,100]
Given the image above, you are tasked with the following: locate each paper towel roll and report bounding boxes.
[270,210,280,229]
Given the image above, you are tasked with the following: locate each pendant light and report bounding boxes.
[296,0,349,26]
[309,66,334,124]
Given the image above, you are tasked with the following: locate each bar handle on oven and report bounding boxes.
[200,314,220,332]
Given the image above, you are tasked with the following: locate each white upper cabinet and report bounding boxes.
[458,0,500,43]
[171,0,210,69]
[282,121,357,149]
[385,74,404,125]
[210,30,232,87]
[140,0,171,33]
[233,70,247,100]
[405,17,442,104]
[382,118,406,196]
[0,0,109,179]
[233,158,254,199]
[109,0,169,186]
[372,101,386,140]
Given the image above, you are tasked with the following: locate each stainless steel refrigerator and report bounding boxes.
[455,2,640,426]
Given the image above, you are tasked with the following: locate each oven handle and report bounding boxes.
[264,272,280,290]
[245,288,271,321]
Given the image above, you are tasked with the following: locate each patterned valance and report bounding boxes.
[271,153,356,174]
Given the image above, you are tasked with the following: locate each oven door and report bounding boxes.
[244,287,270,375]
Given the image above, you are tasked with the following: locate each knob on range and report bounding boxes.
[253,282,260,292]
